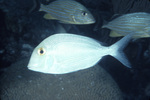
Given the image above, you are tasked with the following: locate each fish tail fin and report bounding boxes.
[29,0,40,13]
[39,4,44,11]
[109,32,134,68]
[101,20,108,28]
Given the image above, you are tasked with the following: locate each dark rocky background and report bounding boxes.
[0,0,150,100]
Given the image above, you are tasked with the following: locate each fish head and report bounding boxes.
[72,8,95,24]
[27,42,54,73]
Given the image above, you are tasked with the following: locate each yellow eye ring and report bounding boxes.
[38,47,46,55]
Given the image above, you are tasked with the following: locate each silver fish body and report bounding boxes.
[39,0,95,24]
[27,33,132,74]
[102,12,150,38]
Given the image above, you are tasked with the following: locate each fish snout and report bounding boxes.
[89,18,96,24]
[85,18,96,24]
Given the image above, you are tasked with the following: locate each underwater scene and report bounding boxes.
[0,0,150,100]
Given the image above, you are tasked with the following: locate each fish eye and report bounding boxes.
[81,11,87,16]
[38,47,46,55]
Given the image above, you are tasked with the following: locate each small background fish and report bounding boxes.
[102,12,150,38]
[39,0,95,24]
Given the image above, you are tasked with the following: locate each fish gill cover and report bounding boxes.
[0,0,150,100]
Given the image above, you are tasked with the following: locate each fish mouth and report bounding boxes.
[87,19,96,24]
[82,20,95,24]
[27,66,34,70]
[27,65,37,70]
[27,66,40,72]
[91,20,96,24]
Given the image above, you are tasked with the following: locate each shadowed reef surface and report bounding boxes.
[0,59,123,100]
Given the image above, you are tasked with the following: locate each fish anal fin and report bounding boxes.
[44,13,56,19]
[109,31,123,37]
[59,20,70,24]
[136,33,150,38]
[59,20,76,24]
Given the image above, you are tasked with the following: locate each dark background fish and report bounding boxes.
[0,0,150,100]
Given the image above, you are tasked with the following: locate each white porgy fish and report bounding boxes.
[27,33,132,74]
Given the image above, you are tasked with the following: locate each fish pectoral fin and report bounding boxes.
[109,31,123,37]
[43,13,56,20]
[58,15,78,24]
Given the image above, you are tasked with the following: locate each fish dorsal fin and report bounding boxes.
[44,13,57,19]
[109,31,123,37]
